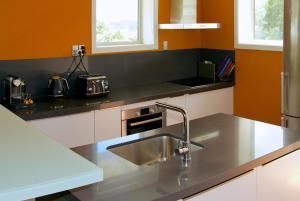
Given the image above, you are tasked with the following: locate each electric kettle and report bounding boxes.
[47,75,69,98]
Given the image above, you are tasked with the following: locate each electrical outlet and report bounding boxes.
[72,45,86,56]
[163,41,168,50]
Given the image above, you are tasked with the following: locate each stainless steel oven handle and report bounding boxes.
[281,72,289,114]
[281,116,288,128]
[281,72,284,114]
[129,117,163,127]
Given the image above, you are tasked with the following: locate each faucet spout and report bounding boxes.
[156,102,191,161]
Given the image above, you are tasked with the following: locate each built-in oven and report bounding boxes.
[121,105,166,136]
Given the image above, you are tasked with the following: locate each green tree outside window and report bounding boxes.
[255,0,283,41]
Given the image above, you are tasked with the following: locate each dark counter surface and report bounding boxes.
[45,113,300,201]
[11,81,233,121]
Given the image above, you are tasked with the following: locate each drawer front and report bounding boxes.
[29,111,95,148]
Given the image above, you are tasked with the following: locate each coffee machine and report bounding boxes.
[3,75,34,109]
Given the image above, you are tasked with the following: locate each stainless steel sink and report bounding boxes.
[107,135,203,166]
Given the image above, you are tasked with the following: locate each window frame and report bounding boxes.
[234,0,283,51]
[92,0,158,54]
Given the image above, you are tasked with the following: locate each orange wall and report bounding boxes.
[0,0,202,60]
[1,0,282,124]
[199,0,283,125]
[199,0,234,50]
[158,1,202,50]
[234,50,282,125]
[0,0,91,60]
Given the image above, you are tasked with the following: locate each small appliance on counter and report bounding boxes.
[47,74,70,98]
[198,61,216,83]
[3,75,34,109]
[77,74,109,97]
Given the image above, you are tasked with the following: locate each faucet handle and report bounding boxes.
[177,147,189,155]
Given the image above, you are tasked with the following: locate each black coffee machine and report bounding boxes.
[3,75,34,109]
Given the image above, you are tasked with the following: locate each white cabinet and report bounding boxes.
[29,111,94,148]
[28,87,234,148]
[257,149,300,201]
[185,170,257,201]
[121,89,233,128]
[166,95,186,126]
[184,148,300,201]
[95,107,121,142]
[186,87,233,120]
[29,107,121,148]
[121,98,168,111]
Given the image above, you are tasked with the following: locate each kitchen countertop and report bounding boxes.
[0,105,103,201]
[11,81,234,121]
[40,113,300,201]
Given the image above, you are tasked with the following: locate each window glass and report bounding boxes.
[254,0,284,41]
[96,0,139,44]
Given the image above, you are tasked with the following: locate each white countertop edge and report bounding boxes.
[0,169,103,201]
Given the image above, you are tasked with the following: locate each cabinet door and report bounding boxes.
[121,98,168,110]
[95,107,121,142]
[186,87,233,120]
[166,95,186,126]
[29,111,94,148]
[257,149,300,201]
[185,170,256,201]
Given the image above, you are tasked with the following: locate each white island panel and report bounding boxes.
[0,105,103,201]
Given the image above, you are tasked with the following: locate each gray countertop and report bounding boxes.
[12,81,234,121]
[41,113,300,201]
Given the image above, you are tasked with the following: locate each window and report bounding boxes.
[92,0,158,53]
[235,0,284,51]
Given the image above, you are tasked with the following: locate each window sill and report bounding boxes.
[92,43,159,54]
[235,43,283,52]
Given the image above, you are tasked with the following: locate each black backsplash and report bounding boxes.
[199,48,235,64]
[88,49,201,89]
[0,49,235,99]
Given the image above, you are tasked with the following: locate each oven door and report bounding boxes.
[122,112,166,136]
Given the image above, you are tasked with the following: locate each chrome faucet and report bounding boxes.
[156,102,191,162]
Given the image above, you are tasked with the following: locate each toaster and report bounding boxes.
[77,74,109,97]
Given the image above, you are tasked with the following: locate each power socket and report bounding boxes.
[163,41,168,50]
[72,45,86,56]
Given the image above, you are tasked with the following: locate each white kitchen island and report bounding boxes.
[0,105,103,201]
